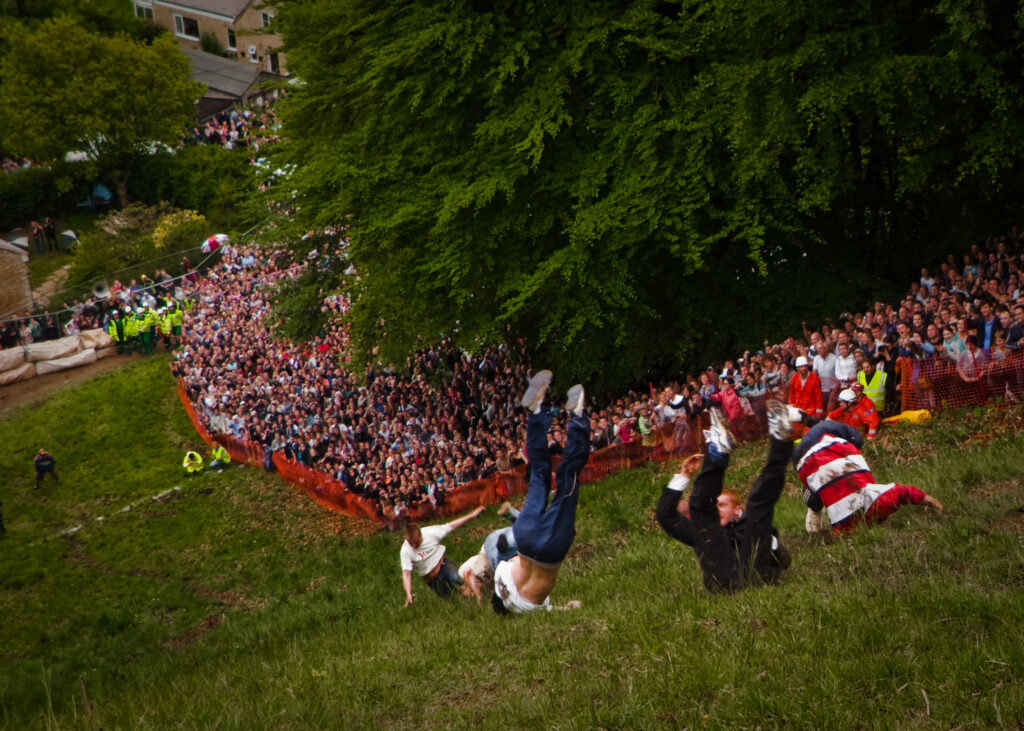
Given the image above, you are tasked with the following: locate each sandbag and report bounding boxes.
[25,335,81,362]
[0,347,26,371]
[79,328,113,350]
[35,347,97,375]
[0,361,35,385]
[95,346,117,360]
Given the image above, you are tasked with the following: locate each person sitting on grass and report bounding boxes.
[400,505,485,606]
[34,448,60,489]
[655,404,793,593]
[492,370,589,614]
[458,502,520,602]
[209,443,231,470]
[183,450,204,476]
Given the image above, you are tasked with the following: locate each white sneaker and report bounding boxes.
[703,423,736,455]
[805,507,823,533]
[767,399,799,441]
[521,370,552,411]
[565,384,585,416]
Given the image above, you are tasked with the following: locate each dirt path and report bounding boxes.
[0,352,143,419]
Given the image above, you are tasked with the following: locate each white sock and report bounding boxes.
[667,474,690,493]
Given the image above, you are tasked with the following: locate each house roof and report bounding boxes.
[183,47,264,99]
[153,0,253,21]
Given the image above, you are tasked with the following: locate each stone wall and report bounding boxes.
[0,247,31,317]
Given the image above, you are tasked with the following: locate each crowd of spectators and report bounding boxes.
[0,263,200,351]
[185,103,281,152]
[171,229,1024,519]
[2,156,37,173]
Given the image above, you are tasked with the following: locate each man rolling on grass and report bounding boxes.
[492,370,588,614]
[656,403,793,593]
[794,416,944,535]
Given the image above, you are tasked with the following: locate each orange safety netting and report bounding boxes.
[897,352,1024,412]
[177,353,1023,526]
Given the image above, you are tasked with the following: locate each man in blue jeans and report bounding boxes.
[493,370,589,614]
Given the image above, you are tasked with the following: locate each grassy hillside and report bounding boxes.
[1,357,1023,728]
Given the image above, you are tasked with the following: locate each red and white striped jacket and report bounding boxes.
[795,422,927,534]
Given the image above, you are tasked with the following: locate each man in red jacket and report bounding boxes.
[827,387,880,439]
[789,356,823,436]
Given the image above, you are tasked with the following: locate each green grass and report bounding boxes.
[2,359,1024,728]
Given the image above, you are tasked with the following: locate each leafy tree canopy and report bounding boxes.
[275,0,1024,391]
[0,17,204,207]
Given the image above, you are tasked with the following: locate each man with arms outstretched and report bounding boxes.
[492,370,589,614]
[656,404,793,593]
[400,506,485,605]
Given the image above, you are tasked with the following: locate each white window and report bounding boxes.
[248,45,258,63]
[135,5,153,20]
[173,14,199,39]
[261,12,275,28]
[227,29,237,50]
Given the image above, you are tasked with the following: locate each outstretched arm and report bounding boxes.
[446,505,486,532]
[402,569,415,606]
[655,454,702,546]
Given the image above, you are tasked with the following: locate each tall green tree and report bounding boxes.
[276,0,1024,390]
[0,17,204,207]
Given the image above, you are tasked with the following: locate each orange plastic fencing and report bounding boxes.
[177,355,1024,527]
[898,352,1024,412]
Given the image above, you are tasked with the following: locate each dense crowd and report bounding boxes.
[2,156,37,173]
[185,103,281,152]
[170,229,1024,518]
[0,262,201,351]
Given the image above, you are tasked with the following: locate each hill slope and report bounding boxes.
[1,357,1023,728]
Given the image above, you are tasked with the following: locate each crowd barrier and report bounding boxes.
[897,352,1024,412]
[177,352,1023,527]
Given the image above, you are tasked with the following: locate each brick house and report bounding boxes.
[135,0,287,75]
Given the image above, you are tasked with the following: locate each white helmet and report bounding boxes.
[795,355,810,368]
[838,388,857,404]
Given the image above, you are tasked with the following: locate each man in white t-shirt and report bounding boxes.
[400,505,485,605]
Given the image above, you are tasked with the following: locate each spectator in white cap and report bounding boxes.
[788,355,823,434]
[826,386,880,439]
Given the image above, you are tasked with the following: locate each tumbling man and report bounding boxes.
[400,505,485,605]
[492,370,590,613]
[796,418,943,534]
[656,404,793,593]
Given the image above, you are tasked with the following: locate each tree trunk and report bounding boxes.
[114,175,130,210]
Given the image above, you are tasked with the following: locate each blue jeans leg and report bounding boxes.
[514,411,591,565]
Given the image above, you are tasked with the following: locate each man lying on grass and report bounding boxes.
[492,370,588,614]
[655,404,793,593]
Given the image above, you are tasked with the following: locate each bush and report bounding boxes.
[153,209,206,249]
[199,31,225,56]
[128,145,252,219]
